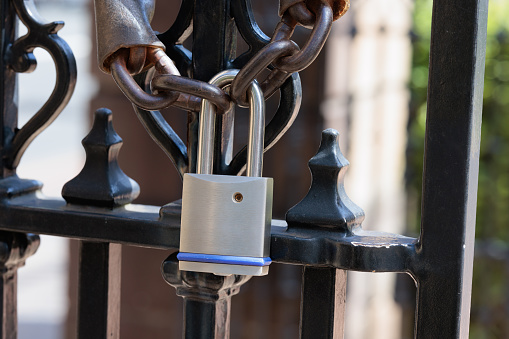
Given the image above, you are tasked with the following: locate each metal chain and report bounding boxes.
[111,0,347,112]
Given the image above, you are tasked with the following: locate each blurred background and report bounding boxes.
[13,0,509,338]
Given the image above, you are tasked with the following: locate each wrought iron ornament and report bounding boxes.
[5,0,76,170]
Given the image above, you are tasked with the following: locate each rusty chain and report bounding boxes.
[110,0,349,112]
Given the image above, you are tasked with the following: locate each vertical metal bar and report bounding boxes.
[300,267,347,339]
[77,241,121,339]
[162,254,250,339]
[0,0,17,178]
[192,0,236,173]
[183,297,231,338]
[414,0,489,337]
[0,4,18,333]
[0,232,39,339]
[0,266,17,339]
[0,3,39,339]
[0,267,18,339]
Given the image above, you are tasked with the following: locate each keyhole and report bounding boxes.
[233,192,243,203]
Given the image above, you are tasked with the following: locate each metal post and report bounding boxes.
[413,0,489,337]
[77,242,121,339]
[163,254,250,339]
[0,0,18,179]
[300,267,347,339]
[192,0,236,174]
[0,2,41,338]
[63,108,139,339]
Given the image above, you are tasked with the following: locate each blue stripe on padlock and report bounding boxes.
[177,252,272,267]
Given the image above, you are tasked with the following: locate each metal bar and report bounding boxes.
[0,232,39,339]
[0,2,18,333]
[0,0,17,178]
[182,296,231,338]
[0,194,418,271]
[0,197,415,269]
[162,254,250,339]
[0,269,17,339]
[300,267,346,339]
[413,0,489,337]
[0,196,179,249]
[0,3,42,339]
[192,0,236,174]
[77,241,121,339]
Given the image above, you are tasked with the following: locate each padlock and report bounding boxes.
[177,69,273,276]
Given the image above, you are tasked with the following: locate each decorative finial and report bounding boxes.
[286,128,364,234]
[62,108,139,207]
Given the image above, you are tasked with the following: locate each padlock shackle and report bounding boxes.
[246,81,264,177]
[197,69,265,177]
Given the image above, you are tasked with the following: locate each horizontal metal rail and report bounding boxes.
[0,193,416,273]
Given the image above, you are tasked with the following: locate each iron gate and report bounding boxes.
[0,0,488,338]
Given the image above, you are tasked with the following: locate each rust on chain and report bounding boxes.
[111,47,233,113]
[151,74,231,113]
[288,3,315,29]
[230,40,299,106]
[279,0,349,24]
[110,50,179,111]
[94,0,164,73]
[229,0,336,104]
[127,47,147,75]
[147,49,204,112]
[106,0,342,113]
[273,1,333,73]
[148,48,181,76]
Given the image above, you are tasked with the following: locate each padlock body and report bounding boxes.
[178,173,273,276]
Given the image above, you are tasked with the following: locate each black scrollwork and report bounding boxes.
[5,0,77,169]
[230,0,269,68]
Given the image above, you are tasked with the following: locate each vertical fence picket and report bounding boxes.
[77,242,121,339]
[162,254,250,339]
[300,267,347,339]
[413,0,489,337]
[61,108,139,339]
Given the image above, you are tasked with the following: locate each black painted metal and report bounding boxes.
[0,0,489,338]
[162,253,250,339]
[286,129,364,233]
[0,0,18,179]
[63,109,136,339]
[62,108,140,207]
[77,241,121,339]
[300,267,346,339]
[0,231,39,339]
[411,0,489,337]
[6,0,77,170]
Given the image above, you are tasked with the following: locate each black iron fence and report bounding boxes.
[0,0,488,338]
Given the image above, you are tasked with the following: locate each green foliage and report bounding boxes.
[408,0,509,337]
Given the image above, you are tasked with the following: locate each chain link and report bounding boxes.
[110,49,178,111]
[111,0,345,112]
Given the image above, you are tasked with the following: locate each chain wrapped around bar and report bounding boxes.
[97,0,348,112]
[230,0,340,106]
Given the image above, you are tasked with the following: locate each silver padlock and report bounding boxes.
[178,69,273,276]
